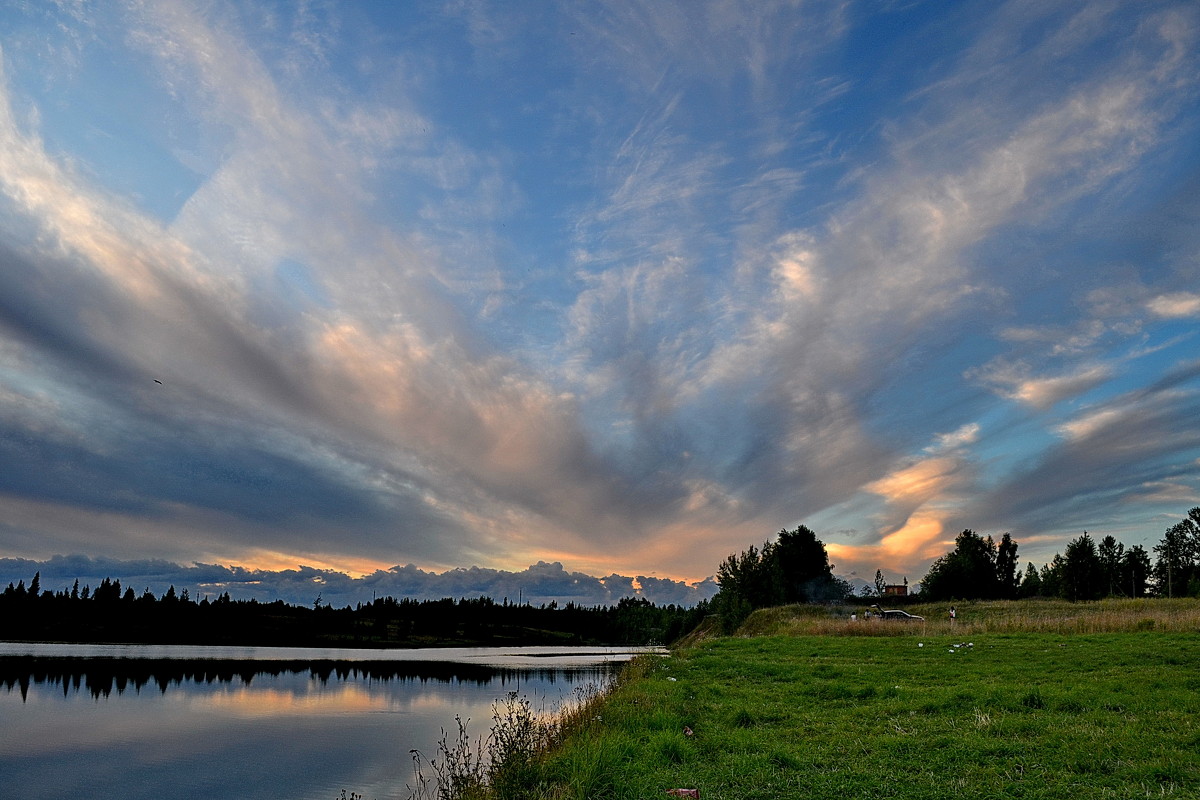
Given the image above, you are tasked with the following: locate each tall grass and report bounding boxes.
[738,597,1200,637]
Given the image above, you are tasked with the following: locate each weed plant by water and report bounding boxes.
[402,688,606,800]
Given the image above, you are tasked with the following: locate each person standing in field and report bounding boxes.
[949,606,956,624]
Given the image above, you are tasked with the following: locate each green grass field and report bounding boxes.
[533,632,1200,799]
[499,599,1200,800]
[399,600,1200,800]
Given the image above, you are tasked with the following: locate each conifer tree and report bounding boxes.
[1018,562,1042,597]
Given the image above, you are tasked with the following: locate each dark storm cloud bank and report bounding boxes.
[0,555,718,609]
[0,416,371,523]
[0,403,470,565]
[0,242,140,387]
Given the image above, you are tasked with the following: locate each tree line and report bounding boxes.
[6,507,1196,645]
[709,524,849,630]
[919,508,1200,601]
[0,576,706,648]
[709,508,1200,627]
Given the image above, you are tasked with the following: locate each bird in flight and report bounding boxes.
[153,379,163,385]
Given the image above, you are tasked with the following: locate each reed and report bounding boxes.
[400,674,622,800]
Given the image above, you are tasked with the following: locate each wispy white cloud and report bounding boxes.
[1148,292,1200,319]
[971,360,1113,409]
[927,423,982,453]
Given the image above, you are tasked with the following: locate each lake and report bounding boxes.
[0,642,654,800]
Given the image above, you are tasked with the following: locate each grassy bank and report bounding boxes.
[454,599,1200,799]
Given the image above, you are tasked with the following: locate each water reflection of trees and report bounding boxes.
[0,657,614,701]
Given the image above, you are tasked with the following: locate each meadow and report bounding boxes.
[736,596,1200,637]
[416,599,1200,800]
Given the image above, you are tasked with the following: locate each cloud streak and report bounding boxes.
[0,1,1198,587]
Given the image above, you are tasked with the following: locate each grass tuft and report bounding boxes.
[730,707,757,728]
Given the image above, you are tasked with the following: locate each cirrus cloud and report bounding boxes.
[0,1,1198,589]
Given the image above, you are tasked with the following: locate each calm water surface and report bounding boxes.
[0,643,654,800]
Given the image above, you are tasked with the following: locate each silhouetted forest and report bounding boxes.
[709,525,851,631]
[0,575,707,647]
[918,508,1200,601]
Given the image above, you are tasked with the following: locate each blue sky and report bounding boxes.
[1,0,1198,597]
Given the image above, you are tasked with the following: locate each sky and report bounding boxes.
[1,0,1198,605]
